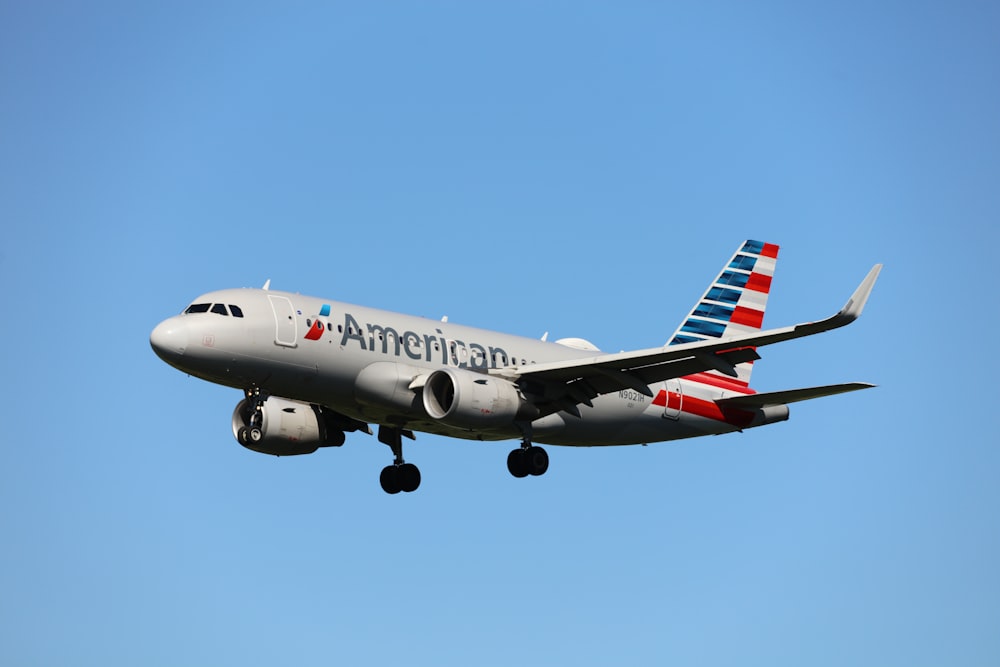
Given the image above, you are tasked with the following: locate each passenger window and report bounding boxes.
[230,305,244,318]
[185,303,211,314]
[211,304,228,316]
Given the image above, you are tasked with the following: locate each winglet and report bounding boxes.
[826,264,882,329]
[262,279,271,291]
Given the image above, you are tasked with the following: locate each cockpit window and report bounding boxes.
[184,302,244,317]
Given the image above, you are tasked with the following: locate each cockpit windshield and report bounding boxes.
[184,303,245,317]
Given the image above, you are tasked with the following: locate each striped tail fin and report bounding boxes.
[667,240,779,387]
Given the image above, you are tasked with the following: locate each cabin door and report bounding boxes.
[662,379,682,420]
[268,295,298,347]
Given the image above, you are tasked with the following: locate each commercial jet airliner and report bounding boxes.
[150,241,881,494]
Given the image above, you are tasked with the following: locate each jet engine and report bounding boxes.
[231,396,347,456]
[422,367,535,429]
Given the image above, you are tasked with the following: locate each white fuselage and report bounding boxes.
[151,288,754,447]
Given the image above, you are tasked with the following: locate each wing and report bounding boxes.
[500,264,882,417]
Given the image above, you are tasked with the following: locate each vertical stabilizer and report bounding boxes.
[667,240,779,387]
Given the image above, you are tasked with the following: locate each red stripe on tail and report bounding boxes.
[745,272,772,293]
[731,306,764,328]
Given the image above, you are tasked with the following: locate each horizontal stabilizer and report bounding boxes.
[716,382,875,408]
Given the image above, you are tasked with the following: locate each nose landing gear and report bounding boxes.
[237,386,266,446]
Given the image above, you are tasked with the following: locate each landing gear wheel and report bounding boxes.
[238,427,251,446]
[508,446,549,478]
[380,466,401,495]
[525,446,549,476]
[377,426,421,494]
[379,464,420,494]
[399,463,421,493]
[507,448,529,478]
[248,427,263,444]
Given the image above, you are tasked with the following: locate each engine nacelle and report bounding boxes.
[422,367,535,429]
[354,361,426,413]
[231,396,346,456]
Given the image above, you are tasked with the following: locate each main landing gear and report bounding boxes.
[375,426,549,493]
[378,426,421,495]
[506,434,549,479]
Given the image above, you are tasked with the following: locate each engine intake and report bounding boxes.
[422,368,534,429]
[231,396,346,456]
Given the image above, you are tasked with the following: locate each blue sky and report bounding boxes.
[2,2,998,665]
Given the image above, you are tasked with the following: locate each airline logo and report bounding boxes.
[304,304,332,341]
[302,305,511,370]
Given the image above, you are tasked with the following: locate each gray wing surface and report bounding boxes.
[501,265,882,416]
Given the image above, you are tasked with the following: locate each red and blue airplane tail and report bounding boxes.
[667,240,779,388]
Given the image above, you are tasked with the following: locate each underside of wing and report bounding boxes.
[509,345,760,417]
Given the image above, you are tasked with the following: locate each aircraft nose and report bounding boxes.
[150,318,189,361]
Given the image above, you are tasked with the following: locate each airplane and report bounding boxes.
[150,240,882,494]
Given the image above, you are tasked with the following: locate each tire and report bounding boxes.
[525,446,549,476]
[248,427,263,443]
[507,449,529,478]
[399,463,421,493]
[380,466,401,494]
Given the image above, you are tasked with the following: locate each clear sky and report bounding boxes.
[2,2,998,665]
